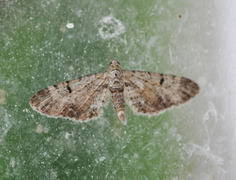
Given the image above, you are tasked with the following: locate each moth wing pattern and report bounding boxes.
[123,70,200,115]
[30,72,110,121]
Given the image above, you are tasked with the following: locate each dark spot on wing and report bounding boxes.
[67,86,72,93]
[66,81,72,93]
[53,84,58,89]
[160,78,164,85]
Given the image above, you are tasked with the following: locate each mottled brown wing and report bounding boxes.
[123,71,200,115]
[30,73,110,121]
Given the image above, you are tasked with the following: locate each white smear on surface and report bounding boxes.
[0,112,12,143]
[66,23,74,29]
[10,158,15,167]
[0,89,6,104]
[99,156,106,161]
[185,142,224,171]
[98,16,125,39]
[36,124,43,134]
[169,44,173,64]
[203,101,218,151]
[65,132,72,139]
[75,10,83,17]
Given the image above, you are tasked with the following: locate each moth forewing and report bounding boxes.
[122,70,200,116]
[30,73,110,121]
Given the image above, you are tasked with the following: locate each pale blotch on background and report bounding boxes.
[98,16,125,39]
[60,26,67,33]
[99,156,106,162]
[75,10,83,17]
[66,23,74,29]
[36,124,43,134]
[198,76,207,87]
[0,89,6,104]
[65,132,72,139]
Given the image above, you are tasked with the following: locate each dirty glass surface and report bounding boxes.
[1,0,236,179]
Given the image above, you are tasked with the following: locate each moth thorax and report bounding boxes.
[108,68,123,80]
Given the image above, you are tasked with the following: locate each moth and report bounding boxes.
[30,60,200,123]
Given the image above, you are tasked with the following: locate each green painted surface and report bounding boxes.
[1,0,233,179]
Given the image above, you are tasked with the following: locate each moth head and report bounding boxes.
[109,59,120,66]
